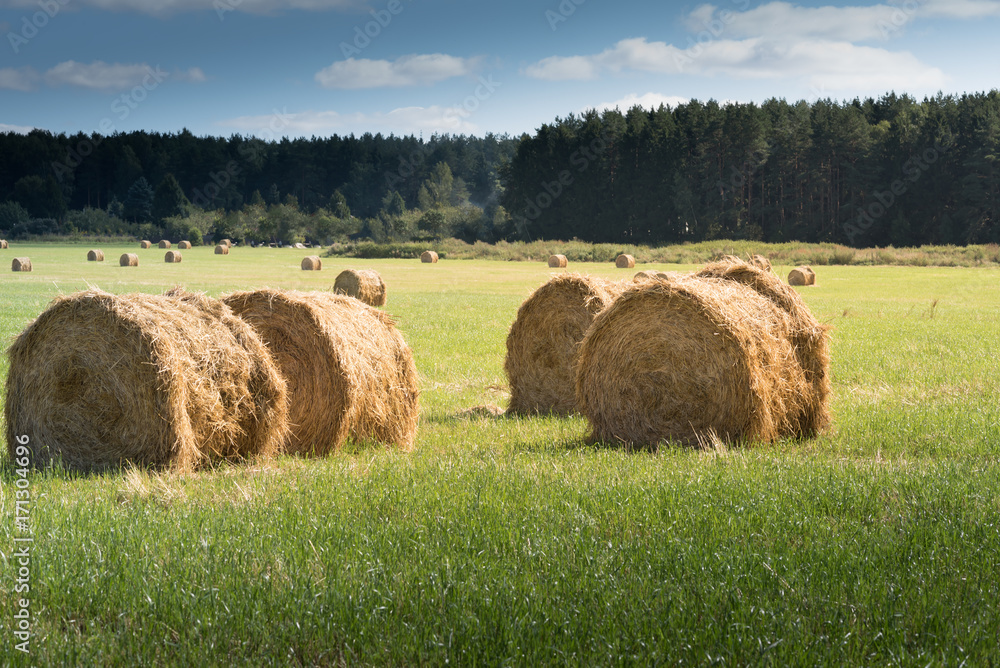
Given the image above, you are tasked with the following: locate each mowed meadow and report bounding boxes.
[1,243,999,666]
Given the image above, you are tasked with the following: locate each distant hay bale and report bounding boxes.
[294,242,306,249]
[178,240,192,249]
[749,254,772,272]
[576,274,830,448]
[120,253,139,267]
[696,256,831,435]
[615,254,635,269]
[223,289,419,455]
[140,240,152,249]
[220,238,232,248]
[633,270,681,283]
[789,266,816,286]
[87,249,105,262]
[1,240,9,249]
[334,269,387,307]
[301,256,322,271]
[214,244,230,255]
[505,274,622,416]
[4,290,289,472]
[548,254,568,268]
[11,257,31,272]
[158,240,171,249]
[421,250,439,263]
[164,251,182,263]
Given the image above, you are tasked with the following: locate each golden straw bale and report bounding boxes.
[11,257,31,272]
[140,240,152,249]
[120,253,139,267]
[223,289,419,455]
[301,256,322,271]
[334,269,387,306]
[696,256,831,435]
[420,250,439,263]
[164,251,182,263]
[214,244,230,255]
[220,238,232,248]
[788,266,816,286]
[548,254,568,268]
[87,249,105,262]
[749,254,772,272]
[158,240,171,249]
[4,290,289,472]
[0,240,8,249]
[633,270,682,283]
[178,241,192,249]
[576,275,830,448]
[615,254,635,269]
[504,273,622,416]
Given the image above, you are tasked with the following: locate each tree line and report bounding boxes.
[1,91,998,247]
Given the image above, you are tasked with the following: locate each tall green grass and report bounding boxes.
[1,244,998,665]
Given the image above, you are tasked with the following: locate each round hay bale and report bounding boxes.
[120,253,139,267]
[788,266,816,286]
[749,254,772,272]
[1,240,9,249]
[4,290,289,472]
[11,257,31,272]
[220,238,232,248]
[420,250,439,263]
[576,275,829,448]
[178,240,192,249]
[158,240,171,249]
[140,240,152,249]
[334,269,387,306]
[633,270,681,283]
[548,254,568,268]
[164,250,182,263]
[87,249,105,262]
[504,274,622,416]
[214,244,230,255]
[223,289,419,455]
[301,256,322,271]
[696,256,831,435]
[615,254,635,269]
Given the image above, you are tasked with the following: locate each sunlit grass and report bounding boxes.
[1,243,999,664]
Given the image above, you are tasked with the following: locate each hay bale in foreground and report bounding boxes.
[301,256,322,271]
[178,240,192,249]
[749,254,772,272]
[576,275,830,448]
[164,251,182,263]
[12,257,31,272]
[788,266,816,286]
[214,244,230,255]
[120,253,139,267]
[505,274,623,416]
[420,250,439,263]
[223,289,419,455]
[615,254,635,269]
[696,256,831,435]
[140,240,152,249]
[548,254,568,268]
[4,290,289,472]
[1,240,9,249]
[334,269,387,307]
[158,240,171,249]
[87,249,105,262]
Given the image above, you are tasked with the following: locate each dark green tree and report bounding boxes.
[124,177,155,222]
[152,173,190,222]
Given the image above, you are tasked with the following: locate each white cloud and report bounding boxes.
[43,61,165,90]
[175,67,207,82]
[220,105,480,137]
[0,67,40,91]
[919,0,1000,18]
[689,2,908,42]
[524,55,598,81]
[587,93,689,114]
[0,0,364,15]
[315,55,475,89]
[0,123,36,134]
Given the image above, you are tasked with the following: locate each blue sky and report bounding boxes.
[1,0,999,139]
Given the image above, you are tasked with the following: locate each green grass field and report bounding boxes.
[2,243,999,666]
